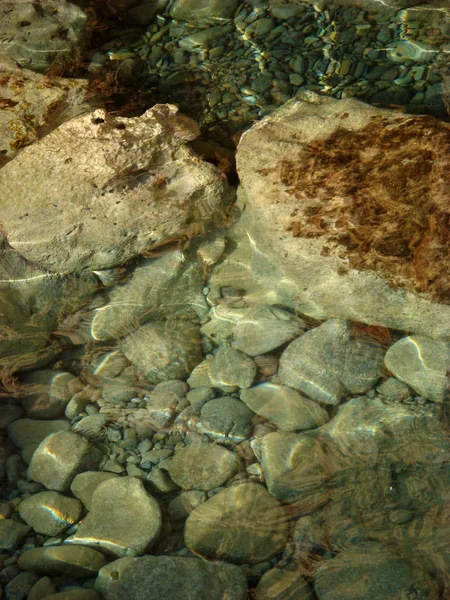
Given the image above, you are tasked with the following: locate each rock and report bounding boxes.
[200,306,248,346]
[21,370,83,419]
[384,335,450,402]
[232,306,305,357]
[376,377,411,402]
[241,383,329,431]
[199,397,254,443]
[101,379,139,405]
[27,431,103,492]
[217,93,450,340]
[18,491,83,536]
[0,0,88,73]
[0,56,99,166]
[70,472,119,511]
[0,520,30,552]
[209,345,256,390]
[185,482,288,563]
[278,320,384,405]
[96,555,248,600]
[72,477,161,557]
[0,403,23,429]
[313,543,439,600]
[270,0,423,11]
[255,566,315,600]
[89,351,128,383]
[90,252,208,341]
[170,0,240,25]
[7,419,71,449]
[186,387,215,411]
[17,546,106,578]
[0,105,234,273]
[168,491,206,520]
[27,576,56,600]
[43,591,100,600]
[121,320,203,384]
[4,572,39,600]
[168,443,240,491]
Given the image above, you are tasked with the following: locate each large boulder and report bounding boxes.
[0,104,234,273]
[211,92,450,340]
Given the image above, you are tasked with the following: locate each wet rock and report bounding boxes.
[18,491,82,536]
[313,543,439,600]
[17,546,106,578]
[27,576,56,600]
[168,443,240,491]
[168,491,206,520]
[384,335,450,402]
[96,555,248,600]
[0,520,30,552]
[170,0,240,25]
[376,377,411,401]
[273,0,423,11]
[28,431,103,492]
[4,571,39,600]
[255,566,315,600]
[91,252,208,341]
[7,419,71,450]
[44,591,100,600]
[0,0,88,73]
[121,320,202,384]
[199,397,254,443]
[224,92,450,339]
[278,320,384,405]
[185,482,288,563]
[200,306,247,345]
[0,105,234,273]
[241,383,329,431]
[209,345,256,390]
[21,371,83,419]
[72,477,161,557]
[0,403,23,429]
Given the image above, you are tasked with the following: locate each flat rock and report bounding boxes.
[170,0,240,25]
[209,345,256,390]
[21,370,83,419]
[96,555,248,600]
[255,566,315,600]
[0,104,233,273]
[168,443,240,491]
[17,546,106,578]
[121,320,202,383]
[240,383,329,431]
[70,471,119,511]
[384,335,450,402]
[199,397,254,443]
[72,477,161,557]
[185,482,288,563]
[214,93,450,340]
[28,431,103,492]
[0,519,31,551]
[7,418,71,449]
[18,491,83,536]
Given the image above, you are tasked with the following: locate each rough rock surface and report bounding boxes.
[96,555,248,600]
[0,104,234,273]
[214,93,450,339]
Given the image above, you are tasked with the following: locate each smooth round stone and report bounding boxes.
[4,572,39,600]
[27,576,56,600]
[96,555,248,600]
[200,397,254,443]
[19,491,83,536]
[21,370,83,419]
[18,546,106,578]
[70,471,119,511]
[0,519,31,551]
[209,345,256,390]
[168,443,240,491]
[7,419,71,450]
[386,40,436,64]
[240,384,329,432]
[0,403,23,429]
[185,482,288,563]
[255,566,315,600]
[28,431,103,492]
[72,477,161,557]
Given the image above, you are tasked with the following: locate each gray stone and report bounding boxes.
[0,519,30,551]
[27,576,56,600]
[168,491,206,520]
[72,477,161,557]
[28,431,103,492]
[255,566,315,600]
[185,482,288,563]
[200,397,254,442]
[7,419,71,450]
[384,335,450,402]
[121,320,202,384]
[168,443,240,491]
[18,491,83,536]
[0,403,23,429]
[96,555,248,600]
[21,370,83,419]
[241,383,329,431]
[209,345,256,390]
[17,546,106,578]
[171,0,240,25]
[4,572,39,600]
[376,377,411,401]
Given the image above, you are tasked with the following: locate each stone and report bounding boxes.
[96,555,248,600]
[376,377,411,401]
[168,443,240,491]
[209,345,256,390]
[255,566,315,600]
[278,320,384,405]
[7,419,71,449]
[170,0,240,25]
[270,0,423,10]
[0,403,23,429]
[386,40,437,64]
[17,546,106,578]
[27,431,103,492]
[0,0,88,73]
[72,477,161,557]
[199,397,254,443]
[4,572,39,600]
[0,105,234,273]
[240,383,329,431]
[43,591,100,600]
[168,491,206,520]
[18,491,83,536]
[232,306,305,357]
[313,543,439,600]
[121,320,203,384]
[27,576,56,600]
[384,335,450,402]
[185,482,288,563]
[21,370,83,419]
[217,92,450,340]
[0,519,30,551]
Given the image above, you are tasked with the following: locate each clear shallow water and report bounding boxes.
[0,0,449,599]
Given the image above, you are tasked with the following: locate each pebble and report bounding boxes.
[209,345,256,389]
[17,546,106,578]
[18,491,83,536]
[0,520,31,552]
[199,397,254,443]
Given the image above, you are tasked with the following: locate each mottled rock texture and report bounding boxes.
[0,104,234,273]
